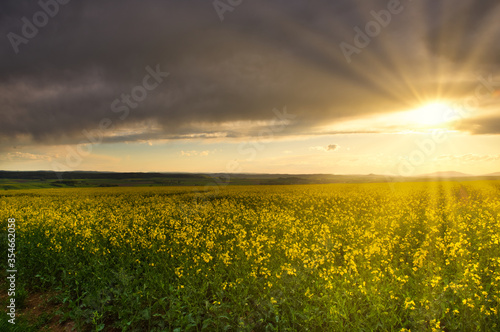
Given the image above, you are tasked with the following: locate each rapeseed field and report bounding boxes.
[1,181,499,331]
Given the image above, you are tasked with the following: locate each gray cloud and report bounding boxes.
[423,0,500,65]
[455,116,500,135]
[327,144,340,151]
[0,0,498,150]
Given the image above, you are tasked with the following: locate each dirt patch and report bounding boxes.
[21,291,73,331]
[0,282,75,331]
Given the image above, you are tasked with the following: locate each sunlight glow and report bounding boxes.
[404,102,454,127]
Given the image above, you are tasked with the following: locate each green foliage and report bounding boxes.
[0,314,36,332]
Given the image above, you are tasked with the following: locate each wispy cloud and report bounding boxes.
[435,154,500,163]
[1,152,54,162]
[180,150,212,157]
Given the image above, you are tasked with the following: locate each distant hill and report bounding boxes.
[484,172,500,177]
[418,171,472,178]
[1,170,499,190]
[0,171,401,190]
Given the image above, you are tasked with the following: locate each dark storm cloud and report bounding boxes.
[0,0,497,148]
[423,0,500,65]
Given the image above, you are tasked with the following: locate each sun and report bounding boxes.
[404,102,453,127]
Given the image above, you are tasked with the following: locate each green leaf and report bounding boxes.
[141,308,151,320]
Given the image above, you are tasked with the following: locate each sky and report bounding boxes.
[1,0,499,176]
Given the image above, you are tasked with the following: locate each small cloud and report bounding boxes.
[327,144,340,151]
[310,144,340,152]
[181,150,195,157]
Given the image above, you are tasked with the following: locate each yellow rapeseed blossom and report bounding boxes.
[2,181,499,330]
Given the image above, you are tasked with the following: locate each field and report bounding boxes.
[1,181,500,331]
